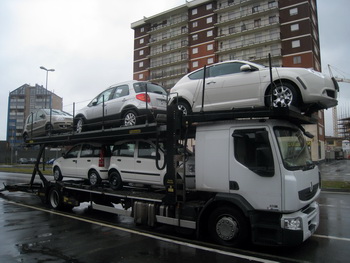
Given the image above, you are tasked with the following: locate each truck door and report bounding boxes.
[230,127,282,211]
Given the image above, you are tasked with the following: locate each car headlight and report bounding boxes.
[306,68,325,79]
[284,217,302,230]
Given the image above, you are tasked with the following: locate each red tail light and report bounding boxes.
[136,93,150,103]
[99,147,105,167]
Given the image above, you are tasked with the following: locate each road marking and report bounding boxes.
[313,234,350,242]
[5,199,281,263]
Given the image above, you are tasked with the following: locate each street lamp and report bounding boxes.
[40,66,55,108]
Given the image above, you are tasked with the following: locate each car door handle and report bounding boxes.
[136,160,141,163]
[87,160,91,162]
[122,98,127,102]
[207,81,216,84]
[117,159,121,162]
[73,160,77,163]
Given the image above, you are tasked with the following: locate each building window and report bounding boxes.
[140,38,144,44]
[139,61,144,68]
[207,30,213,37]
[139,50,144,56]
[140,27,144,33]
[192,34,198,41]
[291,23,299,31]
[206,3,212,10]
[229,26,235,34]
[192,47,198,54]
[207,17,213,24]
[290,8,298,16]
[269,15,277,24]
[268,1,277,8]
[193,61,199,68]
[293,56,301,64]
[192,8,198,15]
[292,40,300,48]
[254,19,261,27]
[139,73,144,79]
[252,5,260,13]
[208,58,214,64]
[207,44,213,50]
[193,21,198,28]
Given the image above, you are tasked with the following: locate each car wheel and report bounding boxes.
[23,133,28,142]
[208,206,249,247]
[123,110,138,126]
[53,167,63,181]
[177,101,192,115]
[88,169,102,186]
[75,118,84,133]
[267,82,299,108]
[109,170,123,190]
[45,124,53,136]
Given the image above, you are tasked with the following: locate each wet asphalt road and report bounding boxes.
[1,160,350,262]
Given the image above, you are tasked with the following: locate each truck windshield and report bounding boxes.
[274,127,314,171]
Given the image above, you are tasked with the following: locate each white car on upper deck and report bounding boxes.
[169,60,338,115]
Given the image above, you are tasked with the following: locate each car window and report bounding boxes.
[113,142,135,157]
[34,110,45,121]
[209,62,245,77]
[113,85,130,98]
[133,82,166,95]
[138,141,156,159]
[94,88,114,105]
[65,145,81,158]
[188,68,210,80]
[80,144,100,157]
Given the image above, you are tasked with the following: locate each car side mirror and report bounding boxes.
[240,64,252,72]
[40,114,46,119]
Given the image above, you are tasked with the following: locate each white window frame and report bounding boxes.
[292,40,300,48]
[291,23,299,31]
[207,30,213,37]
[192,47,198,54]
[192,61,199,68]
[290,7,298,16]
[192,8,198,15]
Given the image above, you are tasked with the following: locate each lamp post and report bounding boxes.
[40,66,55,108]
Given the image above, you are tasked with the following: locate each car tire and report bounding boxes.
[177,101,192,115]
[208,206,249,247]
[266,82,299,108]
[123,110,138,126]
[23,133,28,142]
[75,117,84,133]
[45,124,53,136]
[53,167,63,181]
[88,169,102,186]
[109,170,123,190]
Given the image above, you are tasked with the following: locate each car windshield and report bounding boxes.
[43,109,72,116]
[274,127,314,171]
[133,82,166,95]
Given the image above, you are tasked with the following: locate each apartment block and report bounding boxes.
[7,84,63,146]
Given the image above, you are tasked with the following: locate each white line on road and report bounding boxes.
[313,234,350,242]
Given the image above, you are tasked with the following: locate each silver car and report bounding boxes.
[23,109,73,140]
[74,80,167,133]
[169,60,338,115]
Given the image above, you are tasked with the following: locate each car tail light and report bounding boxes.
[136,93,150,103]
[99,147,105,167]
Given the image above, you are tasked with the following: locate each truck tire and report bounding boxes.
[48,187,64,210]
[88,169,102,186]
[53,167,63,181]
[208,206,249,247]
[109,171,123,190]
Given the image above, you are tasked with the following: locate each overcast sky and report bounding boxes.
[1,0,349,140]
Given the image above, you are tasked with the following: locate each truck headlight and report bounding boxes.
[284,217,302,230]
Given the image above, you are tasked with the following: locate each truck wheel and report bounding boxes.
[53,167,63,181]
[48,187,64,210]
[208,206,249,247]
[123,110,138,126]
[109,171,123,190]
[88,169,102,186]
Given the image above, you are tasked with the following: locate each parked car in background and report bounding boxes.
[108,139,195,190]
[52,143,111,186]
[18,158,28,164]
[74,81,167,133]
[23,109,73,141]
[169,60,338,115]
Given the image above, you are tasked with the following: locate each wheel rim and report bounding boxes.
[50,190,60,208]
[89,172,98,185]
[53,168,60,181]
[215,216,239,241]
[76,119,83,133]
[124,112,137,126]
[272,86,293,107]
[177,104,188,115]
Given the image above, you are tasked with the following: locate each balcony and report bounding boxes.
[149,40,188,57]
[149,53,189,70]
[149,27,188,45]
[149,15,188,33]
